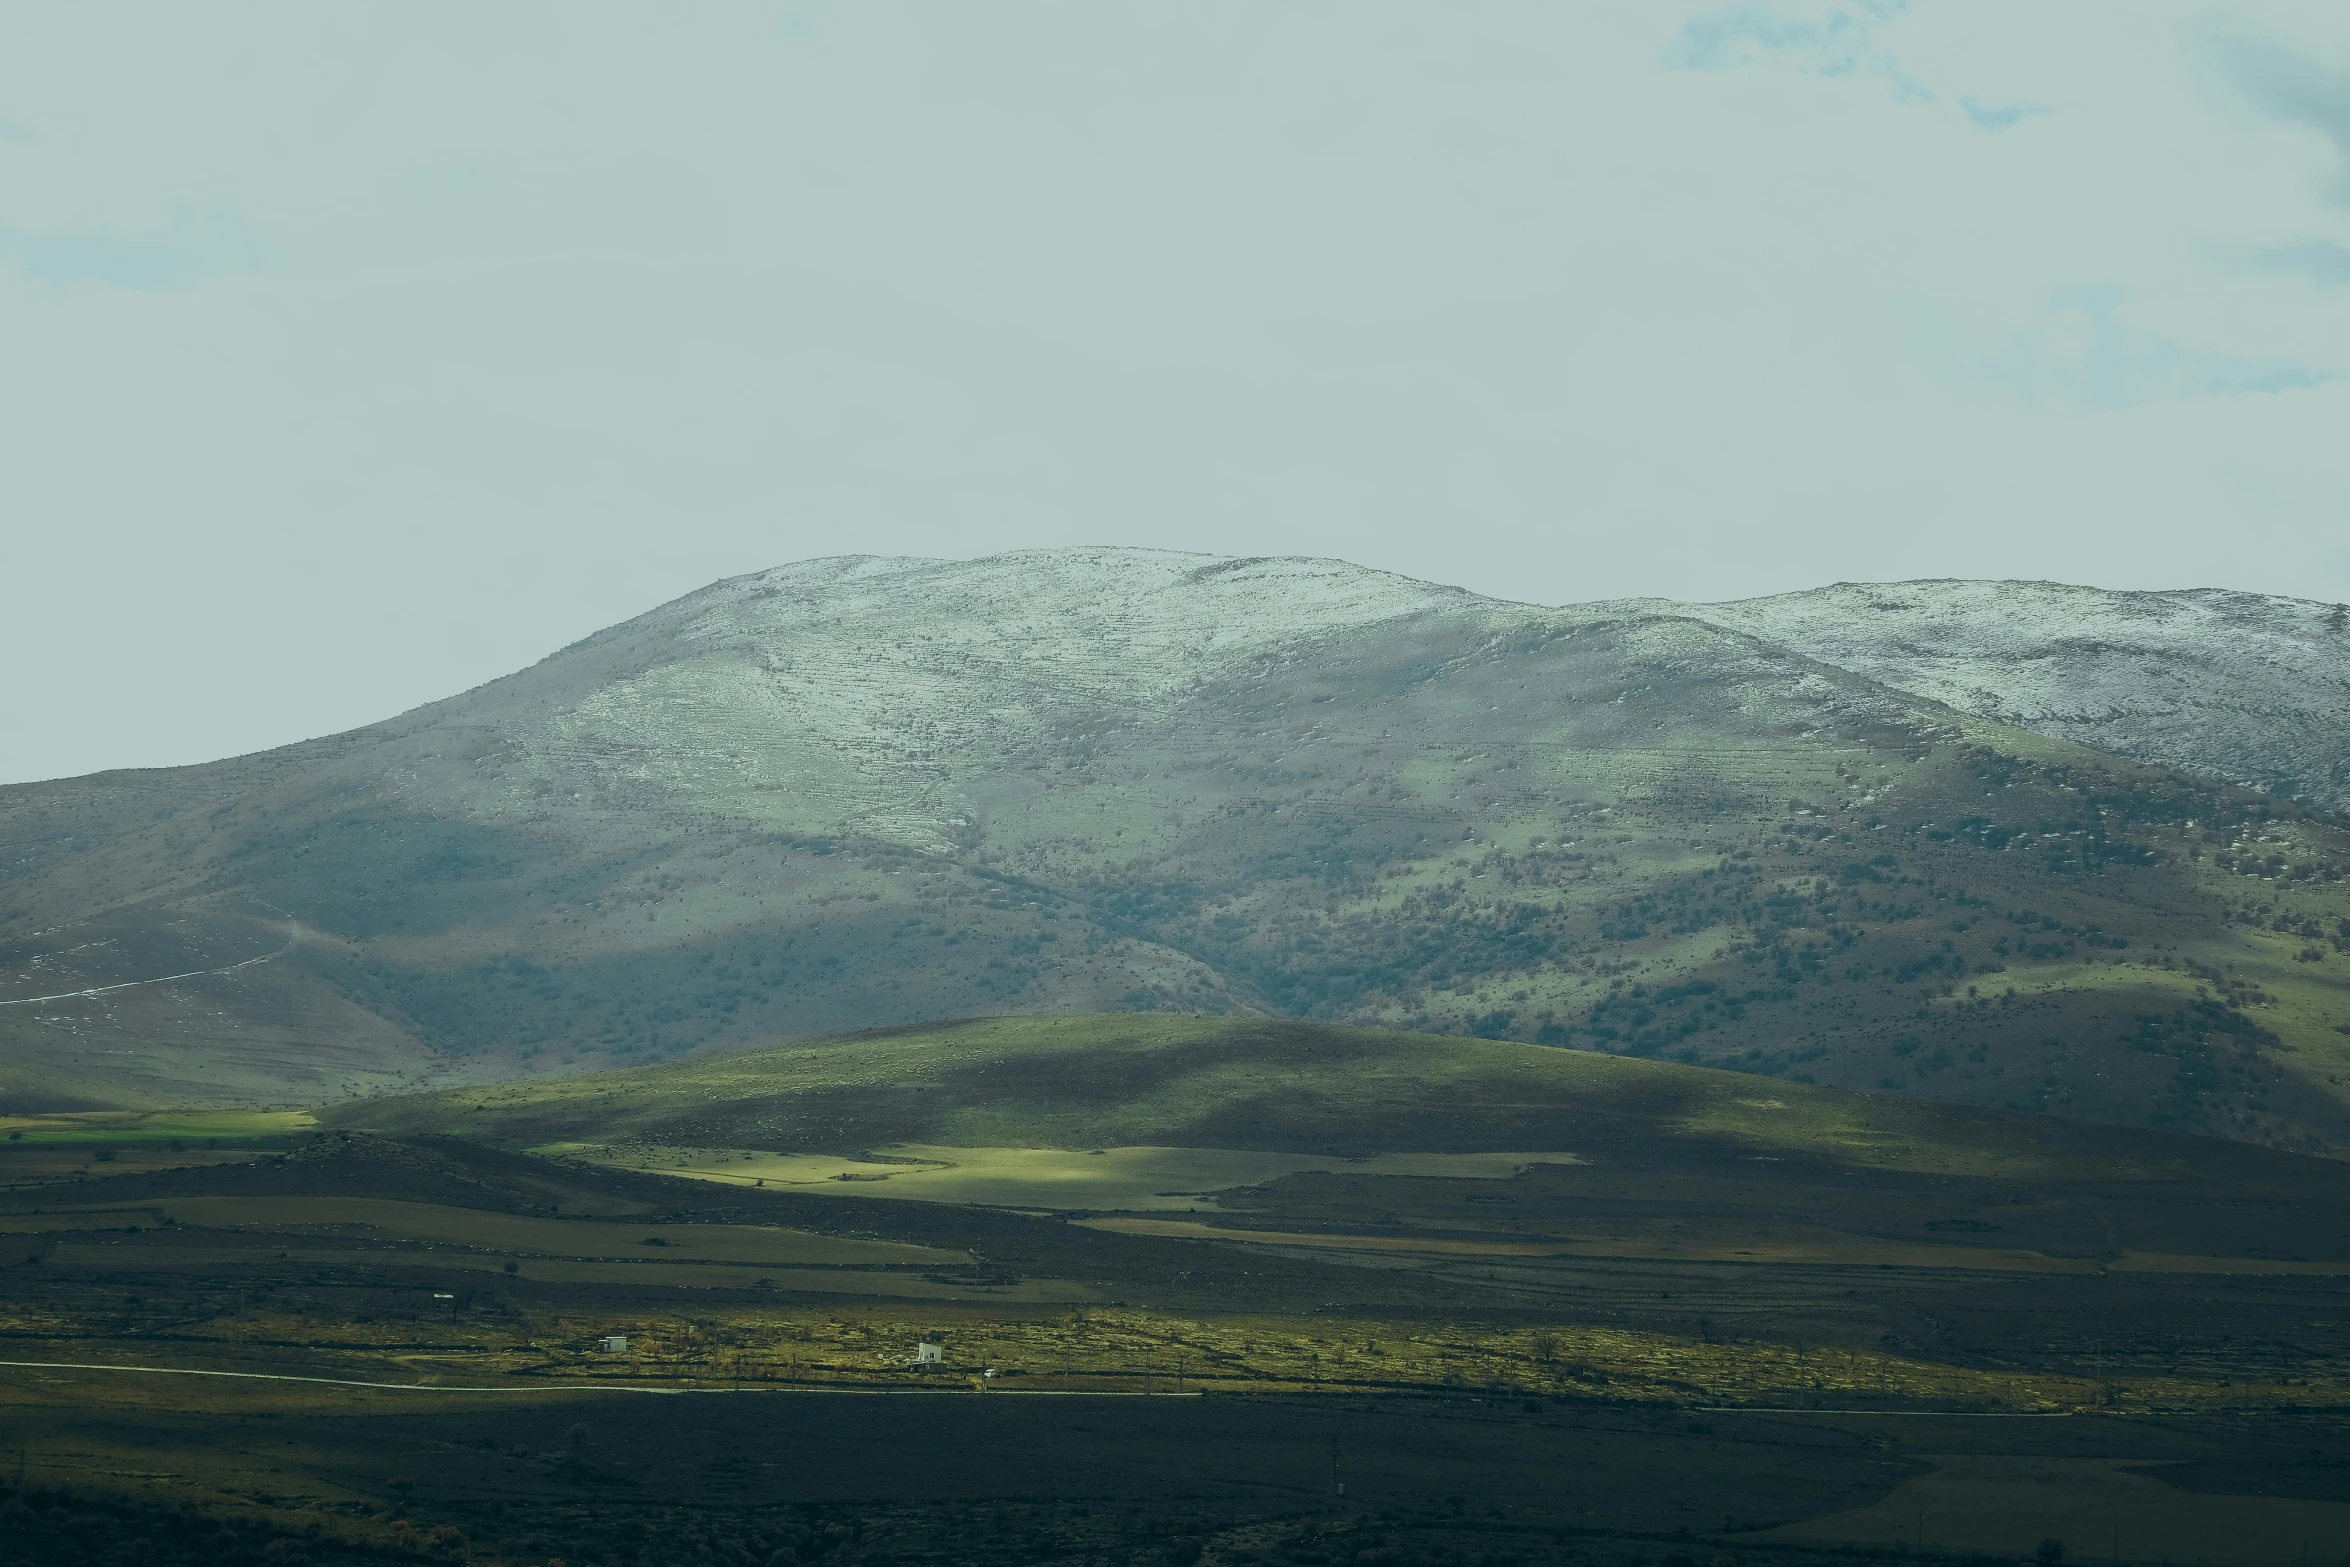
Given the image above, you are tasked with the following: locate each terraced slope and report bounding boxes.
[4,551,2347,1151]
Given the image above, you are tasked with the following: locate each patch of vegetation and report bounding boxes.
[325,1014,2200,1182]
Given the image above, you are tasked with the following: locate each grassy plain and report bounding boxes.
[332,1013,2220,1183]
[2,1099,2349,1564]
[0,1108,313,1146]
[10,1025,2350,1563]
[553,1141,1580,1211]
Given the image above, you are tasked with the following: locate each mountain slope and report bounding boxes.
[4,550,2348,1154]
[1663,580,2350,815]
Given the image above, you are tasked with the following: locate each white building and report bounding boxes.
[598,1335,629,1354]
[913,1340,945,1364]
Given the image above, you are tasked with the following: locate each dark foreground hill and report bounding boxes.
[321,1011,2350,1284]
[327,1012,2301,1184]
[3,550,2347,1153]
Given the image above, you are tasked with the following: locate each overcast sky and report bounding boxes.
[4,3,2348,784]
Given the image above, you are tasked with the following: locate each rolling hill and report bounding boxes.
[12,1015,2350,1562]
[329,1012,2238,1183]
[4,550,2347,1153]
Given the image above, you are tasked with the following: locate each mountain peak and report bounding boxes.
[5,553,2347,1153]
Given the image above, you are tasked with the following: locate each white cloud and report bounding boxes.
[1670,1,1937,102]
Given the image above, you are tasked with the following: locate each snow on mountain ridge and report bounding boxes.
[389,550,2350,837]
[669,548,1500,677]
[1672,578,2350,813]
[496,548,1537,848]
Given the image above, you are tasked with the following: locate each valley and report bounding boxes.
[5,1020,2350,1562]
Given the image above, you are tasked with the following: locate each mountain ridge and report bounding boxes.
[23,557,2343,814]
[1648,576,2350,815]
[4,548,2347,1158]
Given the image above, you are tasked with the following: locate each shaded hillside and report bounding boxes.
[4,550,2348,1152]
[326,1013,2350,1301]
[331,1014,2326,1192]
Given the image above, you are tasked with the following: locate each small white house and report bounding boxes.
[598,1335,629,1354]
[913,1340,945,1365]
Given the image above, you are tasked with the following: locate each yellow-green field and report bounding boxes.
[0,1109,313,1146]
[31,1243,1089,1299]
[544,1141,1581,1210]
[0,1194,960,1266]
[1,1102,2346,1567]
[1077,1216,2350,1276]
[5,1296,2333,1415]
[334,1013,2216,1185]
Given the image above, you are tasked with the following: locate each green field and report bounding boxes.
[6,1040,2350,1566]
[0,1194,959,1267]
[330,1012,2240,1186]
[551,1141,1581,1211]
[0,1109,314,1147]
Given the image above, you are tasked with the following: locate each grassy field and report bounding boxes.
[0,1194,960,1265]
[0,1110,313,1192]
[549,1141,1581,1211]
[0,1109,2346,1564]
[1077,1214,2121,1272]
[15,1026,2350,1563]
[329,1013,2224,1184]
[1,1305,2346,1565]
[28,1061,2350,1406]
[0,1108,313,1146]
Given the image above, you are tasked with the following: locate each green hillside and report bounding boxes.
[5,553,2348,1155]
[325,1013,2273,1187]
[322,1012,2350,1316]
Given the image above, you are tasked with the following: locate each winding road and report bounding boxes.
[0,919,300,1009]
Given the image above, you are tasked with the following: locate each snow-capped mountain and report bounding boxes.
[460,548,1530,850]
[4,549,2346,1155]
[1662,580,2350,815]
